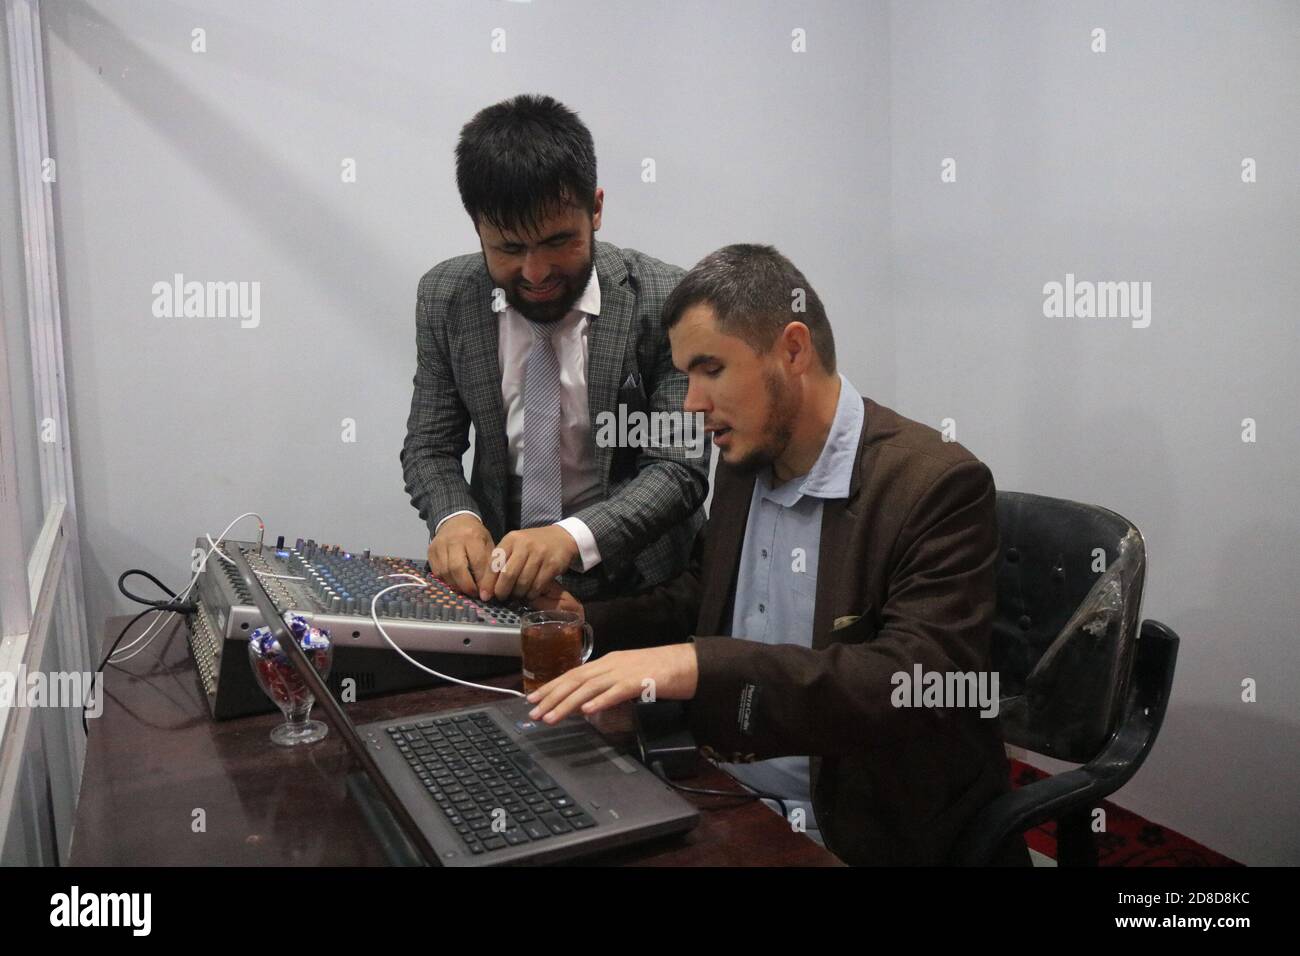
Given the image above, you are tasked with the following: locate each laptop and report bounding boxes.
[230,545,699,866]
[355,697,700,866]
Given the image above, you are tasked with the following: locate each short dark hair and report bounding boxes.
[455,94,597,237]
[663,244,836,372]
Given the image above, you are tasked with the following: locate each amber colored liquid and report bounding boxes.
[521,620,584,694]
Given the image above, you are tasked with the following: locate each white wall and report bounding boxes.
[887,0,1300,865]
[39,0,889,646]
[25,0,1298,864]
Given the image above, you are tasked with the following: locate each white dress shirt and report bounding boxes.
[435,264,604,571]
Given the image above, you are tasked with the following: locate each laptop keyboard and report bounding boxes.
[386,711,598,855]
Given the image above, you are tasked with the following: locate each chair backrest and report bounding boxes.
[991,491,1146,762]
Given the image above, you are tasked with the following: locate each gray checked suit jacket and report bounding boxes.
[401,240,708,594]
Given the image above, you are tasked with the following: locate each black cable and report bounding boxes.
[650,760,789,819]
[117,569,196,613]
[82,608,158,738]
[83,567,199,733]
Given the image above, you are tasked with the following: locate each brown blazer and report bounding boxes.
[585,395,1030,866]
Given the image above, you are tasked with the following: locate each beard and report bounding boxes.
[494,248,594,324]
[727,367,799,476]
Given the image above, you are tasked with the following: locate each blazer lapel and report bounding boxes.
[697,468,756,636]
[813,499,853,651]
[586,242,633,491]
[813,399,870,651]
[459,277,510,498]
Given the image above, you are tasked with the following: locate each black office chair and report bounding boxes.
[953,491,1180,866]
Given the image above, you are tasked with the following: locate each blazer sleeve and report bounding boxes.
[569,263,709,566]
[400,270,482,537]
[583,517,705,656]
[684,458,1000,760]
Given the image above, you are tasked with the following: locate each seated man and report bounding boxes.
[528,243,1029,866]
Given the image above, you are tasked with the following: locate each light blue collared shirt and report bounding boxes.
[719,374,864,844]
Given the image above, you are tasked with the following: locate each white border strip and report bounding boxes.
[2,0,92,861]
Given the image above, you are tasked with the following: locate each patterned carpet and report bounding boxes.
[1009,759,1242,866]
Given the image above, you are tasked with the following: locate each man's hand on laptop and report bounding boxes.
[525,644,699,724]
[478,526,580,602]
[428,514,495,597]
[528,583,639,734]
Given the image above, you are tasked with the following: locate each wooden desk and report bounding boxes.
[70,615,842,866]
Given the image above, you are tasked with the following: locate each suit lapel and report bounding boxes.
[697,468,756,636]
[813,498,853,651]
[460,277,510,499]
[813,399,870,651]
[586,242,633,491]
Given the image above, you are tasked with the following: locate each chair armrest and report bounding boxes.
[953,618,1180,864]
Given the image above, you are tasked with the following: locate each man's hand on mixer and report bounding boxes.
[478,526,580,602]
[427,514,495,596]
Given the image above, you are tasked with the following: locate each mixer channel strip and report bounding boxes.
[282,539,525,626]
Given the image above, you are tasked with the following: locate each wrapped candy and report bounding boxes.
[248,612,333,722]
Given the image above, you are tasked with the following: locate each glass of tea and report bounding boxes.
[519,609,593,694]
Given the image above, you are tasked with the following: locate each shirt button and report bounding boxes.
[758,603,766,613]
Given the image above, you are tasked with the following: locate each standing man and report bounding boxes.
[526,245,1028,866]
[402,94,707,602]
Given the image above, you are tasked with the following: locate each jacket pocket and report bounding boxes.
[829,604,877,644]
[616,373,649,415]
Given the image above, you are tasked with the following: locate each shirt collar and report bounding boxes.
[758,374,864,504]
[577,261,601,317]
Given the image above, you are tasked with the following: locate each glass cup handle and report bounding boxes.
[580,622,594,664]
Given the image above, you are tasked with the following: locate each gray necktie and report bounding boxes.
[520,320,564,528]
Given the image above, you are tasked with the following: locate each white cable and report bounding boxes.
[110,512,265,664]
[205,533,304,577]
[106,608,173,664]
[112,524,239,660]
[207,533,236,563]
[369,573,524,698]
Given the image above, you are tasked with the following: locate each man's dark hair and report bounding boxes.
[663,244,836,372]
[455,93,597,237]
